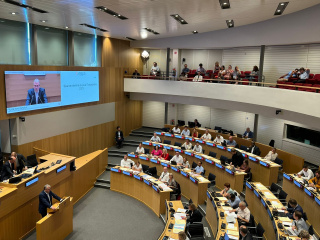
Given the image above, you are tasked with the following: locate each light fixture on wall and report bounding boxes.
[141,50,150,59]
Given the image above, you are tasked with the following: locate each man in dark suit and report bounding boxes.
[243,128,253,138]
[247,142,261,156]
[230,149,244,168]
[240,225,253,240]
[25,79,48,105]
[1,157,15,181]
[115,126,124,149]
[39,184,62,218]
[284,199,303,219]
[10,152,26,174]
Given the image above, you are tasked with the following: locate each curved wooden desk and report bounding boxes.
[158,200,186,240]
[245,182,298,240]
[110,166,172,217]
[206,190,240,239]
[156,133,280,186]
[282,173,320,236]
[164,124,304,173]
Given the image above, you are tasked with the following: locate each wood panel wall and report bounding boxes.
[5,37,143,157]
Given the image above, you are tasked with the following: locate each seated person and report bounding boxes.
[186,203,202,224]
[151,145,162,157]
[279,68,299,80]
[240,226,253,240]
[249,65,259,80]
[182,139,193,150]
[120,155,135,168]
[193,71,203,82]
[26,79,48,105]
[1,157,15,181]
[224,65,234,80]
[150,132,161,142]
[159,167,169,182]
[299,230,312,240]
[181,126,190,136]
[297,164,314,181]
[172,124,181,134]
[196,63,206,74]
[226,136,237,147]
[229,201,250,225]
[220,183,234,197]
[132,161,143,172]
[283,198,303,219]
[191,128,198,138]
[193,142,202,153]
[218,65,226,79]
[247,141,261,156]
[182,157,190,168]
[308,170,320,189]
[167,173,177,189]
[136,143,145,155]
[292,211,308,235]
[228,193,241,209]
[201,129,211,141]
[293,67,310,83]
[132,69,140,78]
[232,66,241,84]
[178,231,189,240]
[213,134,224,144]
[150,62,160,76]
[193,161,204,175]
[243,127,253,138]
[179,64,190,81]
[160,149,170,160]
[264,147,278,161]
[237,159,251,173]
[170,152,183,165]
[194,119,201,127]
[230,148,244,168]
[214,61,220,73]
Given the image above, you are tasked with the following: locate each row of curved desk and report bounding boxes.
[164,125,304,174]
[245,182,300,240]
[282,173,320,236]
[153,133,281,186]
[0,148,108,240]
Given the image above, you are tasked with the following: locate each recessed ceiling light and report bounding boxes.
[226,19,234,28]
[192,30,198,34]
[170,14,188,25]
[274,2,289,15]
[80,23,108,32]
[40,20,46,23]
[11,12,17,15]
[144,27,159,35]
[219,0,230,9]
[65,26,69,29]
[280,3,285,5]
[95,6,128,20]
[5,0,48,13]
[126,37,136,41]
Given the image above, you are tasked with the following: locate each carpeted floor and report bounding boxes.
[24,188,164,240]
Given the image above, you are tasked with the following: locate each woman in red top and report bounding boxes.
[151,145,162,156]
[192,128,198,138]
[161,149,170,160]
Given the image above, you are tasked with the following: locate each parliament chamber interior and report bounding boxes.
[0,0,320,240]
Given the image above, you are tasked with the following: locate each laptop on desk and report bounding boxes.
[9,177,22,184]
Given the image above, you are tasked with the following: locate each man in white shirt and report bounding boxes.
[229,201,250,224]
[264,147,278,161]
[181,126,190,136]
[170,152,184,165]
[172,125,181,134]
[150,62,160,76]
[193,142,202,153]
[213,134,224,144]
[182,139,193,150]
[193,71,203,82]
[201,129,211,141]
[150,133,161,142]
[120,155,135,168]
[298,165,314,181]
[159,167,169,182]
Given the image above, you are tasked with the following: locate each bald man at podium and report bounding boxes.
[39,184,62,217]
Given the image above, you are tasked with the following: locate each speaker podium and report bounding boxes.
[36,196,73,240]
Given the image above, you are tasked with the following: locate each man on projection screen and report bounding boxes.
[25,79,48,105]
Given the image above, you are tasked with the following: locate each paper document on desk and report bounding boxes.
[226,215,236,223]
[264,191,277,199]
[177,208,186,213]
[226,230,239,238]
[222,206,233,211]
[158,183,171,191]
[174,213,186,220]
[271,201,282,208]
[255,183,268,190]
[217,197,228,201]
[278,217,291,222]
[173,222,185,233]
[227,223,235,229]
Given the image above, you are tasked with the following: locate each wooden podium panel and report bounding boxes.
[36,197,73,240]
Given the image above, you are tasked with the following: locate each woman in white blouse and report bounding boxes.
[136,143,145,155]
[182,157,190,168]
[264,147,278,161]
[132,161,143,172]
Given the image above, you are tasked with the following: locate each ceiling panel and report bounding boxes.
[0,0,318,41]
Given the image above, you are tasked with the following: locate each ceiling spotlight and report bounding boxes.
[219,0,230,9]
[275,2,289,15]
[40,20,46,23]
[170,14,188,25]
[65,26,69,29]
[11,12,17,15]
[144,27,159,35]
[45,27,49,29]
[226,20,234,28]
[192,30,198,34]
[95,6,128,20]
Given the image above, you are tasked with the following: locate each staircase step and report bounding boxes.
[108,163,118,167]
[108,153,125,157]
[124,140,141,144]
[94,182,110,189]
[123,142,138,147]
[160,214,166,224]
[129,133,153,137]
[96,179,110,184]
[198,204,206,216]
[108,150,128,154]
